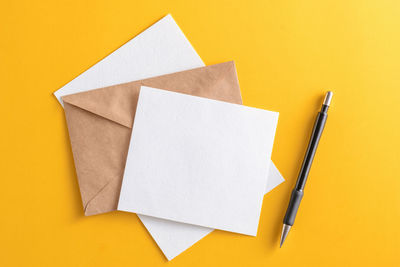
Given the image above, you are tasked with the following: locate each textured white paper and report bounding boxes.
[54,14,203,104]
[54,14,284,259]
[119,86,279,236]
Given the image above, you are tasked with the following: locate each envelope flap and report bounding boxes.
[62,81,141,128]
[61,61,241,129]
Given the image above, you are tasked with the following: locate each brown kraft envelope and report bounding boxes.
[62,61,243,216]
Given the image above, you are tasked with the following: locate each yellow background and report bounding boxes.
[1,0,399,266]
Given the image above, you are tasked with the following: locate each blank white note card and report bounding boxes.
[118,86,279,236]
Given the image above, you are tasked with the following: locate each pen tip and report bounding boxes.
[323,91,333,106]
[280,224,291,248]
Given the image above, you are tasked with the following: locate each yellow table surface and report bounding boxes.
[1,1,399,266]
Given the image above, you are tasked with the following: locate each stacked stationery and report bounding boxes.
[55,14,284,260]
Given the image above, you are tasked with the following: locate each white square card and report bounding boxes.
[118,86,279,235]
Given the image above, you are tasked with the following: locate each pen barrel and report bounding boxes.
[295,111,327,190]
[283,189,304,226]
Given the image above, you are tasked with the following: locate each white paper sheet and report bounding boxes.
[54,14,203,104]
[54,14,284,259]
[118,86,279,236]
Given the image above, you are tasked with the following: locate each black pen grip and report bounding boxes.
[283,189,304,226]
